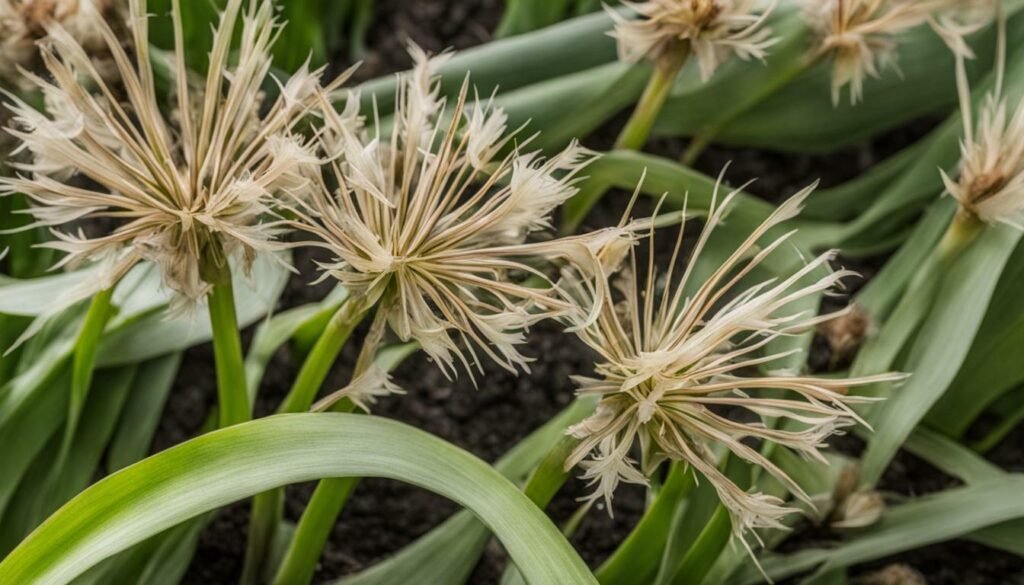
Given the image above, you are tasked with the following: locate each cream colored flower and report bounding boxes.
[941,94,1024,228]
[289,46,629,379]
[0,0,120,86]
[930,0,998,60]
[0,0,348,308]
[801,0,950,105]
[562,184,904,542]
[608,0,778,80]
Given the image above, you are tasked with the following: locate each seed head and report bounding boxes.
[801,0,949,105]
[561,181,904,542]
[290,46,629,379]
[608,0,778,80]
[0,0,347,310]
[0,0,119,87]
[941,95,1024,228]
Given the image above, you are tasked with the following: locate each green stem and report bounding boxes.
[271,401,368,585]
[680,57,814,166]
[670,504,731,585]
[614,45,690,151]
[271,468,358,585]
[276,297,370,415]
[243,298,369,585]
[207,271,250,428]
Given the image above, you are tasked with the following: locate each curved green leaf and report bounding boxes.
[0,414,597,585]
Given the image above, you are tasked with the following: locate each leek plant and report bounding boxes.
[1,2,1024,585]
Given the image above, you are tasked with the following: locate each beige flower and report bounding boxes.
[801,0,950,105]
[930,0,998,60]
[0,0,120,86]
[941,94,1024,228]
[608,0,778,80]
[289,46,629,379]
[562,183,904,542]
[0,0,348,308]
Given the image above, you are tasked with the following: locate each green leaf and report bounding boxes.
[927,237,1024,436]
[860,225,1024,486]
[356,10,619,115]
[107,354,183,472]
[337,397,598,585]
[97,253,290,367]
[0,414,598,585]
[732,476,1024,584]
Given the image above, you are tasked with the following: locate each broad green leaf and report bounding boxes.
[97,252,289,367]
[357,10,619,114]
[926,238,1024,436]
[0,414,598,585]
[337,397,598,585]
[860,225,1023,486]
[0,367,135,555]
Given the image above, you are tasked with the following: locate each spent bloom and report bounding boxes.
[561,183,903,542]
[929,0,998,60]
[0,0,346,308]
[0,0,119,86]
[608,0,778,81]
[289,46,629,379]
[941,95,1024,228]
[801,0,950,105]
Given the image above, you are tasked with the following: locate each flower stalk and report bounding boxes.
[615,44,691,151]
[203,253,250,429]
[242,297,370,585]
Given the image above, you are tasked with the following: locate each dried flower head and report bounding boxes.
[930,0,998,60]
[801,0,949,105]
[941,94,1024,228]
[561,183,904,543]
[0,0,120,86]
[289,46,628,379]
[609,0,778,81]
[0,0,347,308]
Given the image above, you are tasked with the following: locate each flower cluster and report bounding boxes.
[288,46,629,379]
[0,0,119,86]
[941,95,1024,228]
[0,0,345,307]
[609,0,778,80]
[562,183,904,541]
[801,0,952,105]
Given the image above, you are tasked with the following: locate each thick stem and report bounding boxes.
[206,267,250,428]
[271,312,387,585]
[242,298,370,585]
[614,45,690,151]
[277,297,371,415]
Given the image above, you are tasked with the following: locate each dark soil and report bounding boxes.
[150,1,1024,584]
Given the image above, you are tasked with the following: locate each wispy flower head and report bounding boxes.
[930,0,998,60]
[0,0,119,86]
[941,95,1024,228]
[608,0,778,81]
[290,46,628,378]
[0,0,347,308]
[561,183,904,542]
[801,0,948,105]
